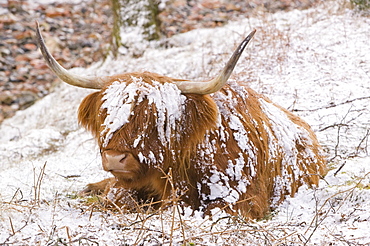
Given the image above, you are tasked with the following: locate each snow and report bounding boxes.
[1,1,370,245]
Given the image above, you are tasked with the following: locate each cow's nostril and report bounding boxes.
[102,150,128,171]
[119,154,127,163]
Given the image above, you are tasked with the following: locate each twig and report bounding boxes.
[65,226,72,245]
[8,217,15,235]
[273,231,297,245]
[33,161,47,205]
[328,106,353,161]
[304,189,331,245]
[70,237,99,245]
[128,204,173,227]
[319,123,348,132]
[2,211,32,245]
[57,174,81,179]
[333,161,346,176]
[304,172,370,243]
[354,128,370,156]
[293,96,370,112]
[9,188,23,204]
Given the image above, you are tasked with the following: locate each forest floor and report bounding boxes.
[0,0,320,123]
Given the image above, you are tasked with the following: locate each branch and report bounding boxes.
[293,96,370,112]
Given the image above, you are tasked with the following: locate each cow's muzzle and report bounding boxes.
[101,150,141,180]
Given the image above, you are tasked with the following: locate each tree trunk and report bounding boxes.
[110,0,162,57]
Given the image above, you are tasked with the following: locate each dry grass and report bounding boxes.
[2,167,366,245]
[66,181,364,245]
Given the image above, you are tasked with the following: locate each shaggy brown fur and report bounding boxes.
[78,71,327,219]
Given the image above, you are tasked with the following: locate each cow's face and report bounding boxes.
[77,78,155,184]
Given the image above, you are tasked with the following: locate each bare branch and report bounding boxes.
[293,96,370,112]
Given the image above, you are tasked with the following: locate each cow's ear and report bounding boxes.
[78,91,103,138]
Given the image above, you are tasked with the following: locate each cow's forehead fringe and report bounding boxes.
[100,76,186,147]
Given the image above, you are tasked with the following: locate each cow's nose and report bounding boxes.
[102,150,127,172]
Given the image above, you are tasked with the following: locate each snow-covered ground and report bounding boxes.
[1,1,370,245]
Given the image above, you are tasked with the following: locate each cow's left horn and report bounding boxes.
[35,21,109,89]
[175,29,256,94]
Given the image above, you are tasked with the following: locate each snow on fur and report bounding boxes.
[101,76,186,147]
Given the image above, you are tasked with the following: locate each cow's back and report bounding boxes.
[189,83,327,219]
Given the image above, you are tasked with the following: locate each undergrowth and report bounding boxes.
[351,0,370,10]
[2,172,369,245]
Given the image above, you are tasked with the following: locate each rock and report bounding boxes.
[0,12,18,24]
[16,91,38,109]
[0,91,15,105]
[0,47,11,56]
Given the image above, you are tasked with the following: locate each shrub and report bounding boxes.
[351,0,370,10]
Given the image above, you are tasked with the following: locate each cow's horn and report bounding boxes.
[35,21,108,89]
[175,29,256,94]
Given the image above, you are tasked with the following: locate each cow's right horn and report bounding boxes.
[35,21,109,89]
[174,29,256,94]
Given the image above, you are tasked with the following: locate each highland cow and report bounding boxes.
[36,22,326,219]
